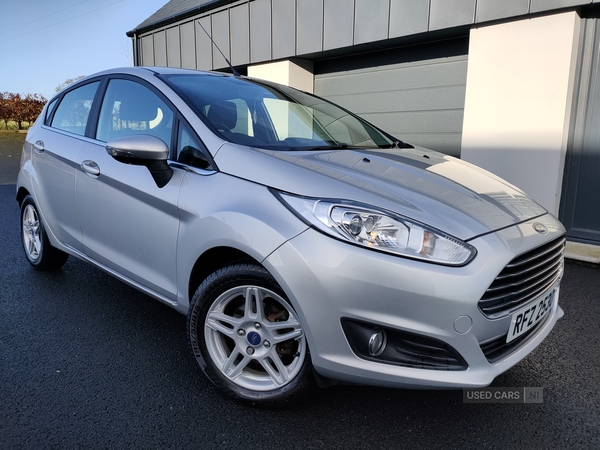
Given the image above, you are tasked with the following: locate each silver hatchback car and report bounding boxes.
[17,67,565,404]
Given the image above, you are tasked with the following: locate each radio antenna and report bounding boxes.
[197,20,240,77]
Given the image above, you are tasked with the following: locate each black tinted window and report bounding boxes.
[177,122,210,169]
[44,98,59,126]
[50,82,99,136]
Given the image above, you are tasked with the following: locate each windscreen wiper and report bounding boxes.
[289,143,349,151]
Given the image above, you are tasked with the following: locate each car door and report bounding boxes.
[29,81,101,251]
[75,77,184,301]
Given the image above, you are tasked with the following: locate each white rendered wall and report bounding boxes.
[461,12,581,215]
[248,60,314,93]
[248,60,315,140]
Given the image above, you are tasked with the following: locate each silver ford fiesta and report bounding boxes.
[17,67,565,404]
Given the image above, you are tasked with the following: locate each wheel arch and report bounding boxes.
[187,246,260,303]
[16,186,30,206]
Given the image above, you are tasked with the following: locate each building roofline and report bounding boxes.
[126,0,238,37]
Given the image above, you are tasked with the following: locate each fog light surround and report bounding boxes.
[341,318,468,371]
[368,329,387,356]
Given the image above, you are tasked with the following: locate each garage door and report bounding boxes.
[314,37,469,157]
[560,18,600,245]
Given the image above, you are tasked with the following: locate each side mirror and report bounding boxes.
[106,135,173,188]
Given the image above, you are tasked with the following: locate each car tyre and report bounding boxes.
[20,195,68,271]
[187,263,314,405]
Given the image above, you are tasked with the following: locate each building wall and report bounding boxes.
[134,0,600,71]
[461,12,581,215]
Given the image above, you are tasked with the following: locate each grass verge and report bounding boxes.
[0,131,26,185]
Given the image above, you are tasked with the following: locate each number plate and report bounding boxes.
[506,288,557,343]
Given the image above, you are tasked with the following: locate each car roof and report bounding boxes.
[86,66,234,79]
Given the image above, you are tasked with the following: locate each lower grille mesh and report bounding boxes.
[480,311,552,363]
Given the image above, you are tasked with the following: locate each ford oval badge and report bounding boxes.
[247,331,262,346]
[533,222,548,234]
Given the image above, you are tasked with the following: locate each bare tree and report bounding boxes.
[55,76,86,93]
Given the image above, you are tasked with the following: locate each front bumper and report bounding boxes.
[263,214,565,389]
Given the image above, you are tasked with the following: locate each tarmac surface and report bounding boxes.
[1,157,599,448]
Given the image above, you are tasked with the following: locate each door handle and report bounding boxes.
[81,160,100,177]
[33,140,45,153]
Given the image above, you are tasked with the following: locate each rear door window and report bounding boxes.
[50,82,100,136]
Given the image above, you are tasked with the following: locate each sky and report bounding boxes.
[0,0,169,99]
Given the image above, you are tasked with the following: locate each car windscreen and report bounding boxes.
[160,73,400,151]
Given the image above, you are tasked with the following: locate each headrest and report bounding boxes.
[118,94,160,122]
[207,101,237,130]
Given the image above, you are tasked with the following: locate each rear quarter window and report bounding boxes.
[44,98,59,126]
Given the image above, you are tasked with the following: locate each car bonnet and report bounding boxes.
[213,143,548,241]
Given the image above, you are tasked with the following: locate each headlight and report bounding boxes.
[275,192,476,266]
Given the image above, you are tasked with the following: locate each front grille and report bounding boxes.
[478,236,565,318]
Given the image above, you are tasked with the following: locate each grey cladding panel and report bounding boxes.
[167,27,181,68]
[195,17,213,71]
[154,31,167,67]
[230,4,250,65]
[141,35,154,66]
[430,0,475,30]
[272,0,296,59]
[297,0,323,55]
[180,22,196,69]
[250,0,272,63]
[390,0,430,38]
[476,0,529,22]
[354,0,389,44]
[212,11,231,69]
[530,0,589,12]
[324,0,355,50]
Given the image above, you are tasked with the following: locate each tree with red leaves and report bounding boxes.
[0,92,47,129]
